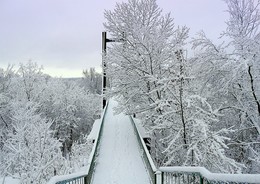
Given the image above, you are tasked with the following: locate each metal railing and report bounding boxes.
[48,102,109,184]
[129,116,158,184]
[49,104,260,184]
[159,167,260,184]
[161,172,204,184]
[55,175,87,184]
[85,101,109,183]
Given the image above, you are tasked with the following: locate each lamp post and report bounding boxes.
[102,32,121,109]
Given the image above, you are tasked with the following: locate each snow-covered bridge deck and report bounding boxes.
[91,100,151,184]
[47,100,260,184]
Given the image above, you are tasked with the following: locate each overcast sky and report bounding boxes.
[0,0,228,77]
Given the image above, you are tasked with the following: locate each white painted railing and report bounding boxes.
[159,167,260,184]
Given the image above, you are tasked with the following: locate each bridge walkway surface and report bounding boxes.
[91,100,151,184]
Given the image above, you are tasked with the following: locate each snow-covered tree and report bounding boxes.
[0,66,14,151]
[1,102,64,183]
[0,62,100,180]
[5,62,100,157]
[66,136,93,173]
[38,78,100,157]
[104,0,189,166]
[104,0,189,113]
[192,0,260,173]
[104,0,241,173]
[11,62,49,102]
[160,95,243,173]
[82,67,102,94]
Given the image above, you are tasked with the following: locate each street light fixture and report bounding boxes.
[102,32,125,109]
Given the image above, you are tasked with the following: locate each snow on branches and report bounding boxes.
[103,0,245,173]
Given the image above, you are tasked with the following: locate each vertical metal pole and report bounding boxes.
[84,175,87,184]
[102,32,107,109]
[156,171,162,184]
[200,175,203,184]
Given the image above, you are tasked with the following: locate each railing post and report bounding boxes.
[200,175,203,184]
[156,170,162,184]
[84,175,87,184]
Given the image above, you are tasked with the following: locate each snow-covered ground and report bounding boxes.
[91,100,151,184]
[0,177,20,184]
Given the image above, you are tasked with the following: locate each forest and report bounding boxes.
[0,63,102,183]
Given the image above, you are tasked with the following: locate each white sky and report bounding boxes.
[0,0,228,78]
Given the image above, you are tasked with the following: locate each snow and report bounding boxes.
[159,167,260,183]
[47,167,88,184]
[88,117,149,141]
[91,100,151,184]
[130,117,156,172]
[47,171,86,184]
[87,119,101,141]
[0,177,20,184]
[132,117,150,138]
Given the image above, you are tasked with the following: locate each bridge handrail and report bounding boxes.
[85,101,109,183]
[159,166,260,184]
[47,102,109,184]
[129,116,157,184]
[47,172,87,184]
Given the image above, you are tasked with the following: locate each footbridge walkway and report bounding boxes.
[48,100,260,184]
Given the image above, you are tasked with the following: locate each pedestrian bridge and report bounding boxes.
[48,100,260,184]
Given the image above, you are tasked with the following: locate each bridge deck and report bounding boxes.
[91,100,151,184]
